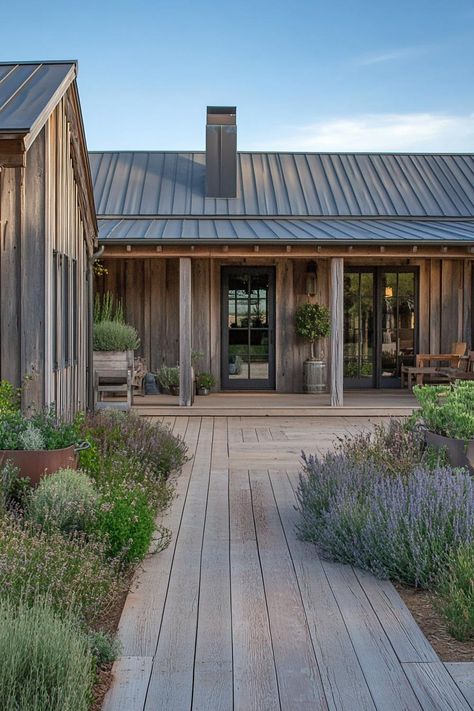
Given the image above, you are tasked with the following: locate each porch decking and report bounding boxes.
[103,416,473,711]
[133,389,417,417]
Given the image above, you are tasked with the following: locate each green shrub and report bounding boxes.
[0,408,80,451]
[87,629,121,665]
[196,372,216,390]
[413,381,474,440]
[437,543,474,641]
[93,320,140,351]
[156,365,180,392]
[0,596,94,711]
[295,302,331,359]
[0,517,120,625]
[0,461,30,512]
[93,480,156,564]
[0,380,21,415]
[27,468,98,535]
[94,291,124,324]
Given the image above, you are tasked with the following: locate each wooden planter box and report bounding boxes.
[425,430,474,474]
[93,350,134,372]
[0,446,78,486]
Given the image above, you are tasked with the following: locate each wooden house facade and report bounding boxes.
[92,107,474,406]
[0,62,97,417]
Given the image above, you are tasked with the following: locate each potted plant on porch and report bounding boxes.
[93,293,140,374]
[412,381,474,472]
[295,303,331,393]
[196,372,215,396]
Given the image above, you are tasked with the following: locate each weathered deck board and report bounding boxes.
[230,468,281,710]
[144,417,214,711]
[102,656,153,711]
[192,418,232,711]
[249,469,328,709]
[445,663,474,708]
[402,662,472,710]
[270,470,377,710]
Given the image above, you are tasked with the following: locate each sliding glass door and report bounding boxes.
[344,267,418,388]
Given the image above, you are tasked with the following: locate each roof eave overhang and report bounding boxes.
[98,237,474,247]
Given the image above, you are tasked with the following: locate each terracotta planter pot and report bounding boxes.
[0,446,78,486]
[424,430,474,474]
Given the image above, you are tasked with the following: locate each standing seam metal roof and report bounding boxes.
[90,151,474,219]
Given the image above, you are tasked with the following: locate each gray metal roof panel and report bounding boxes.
[0,62,76,134]
[97,218,474,243]
[90,151,474,218]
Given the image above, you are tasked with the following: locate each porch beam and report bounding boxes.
[179,257,193,406]
[330,257,344,407]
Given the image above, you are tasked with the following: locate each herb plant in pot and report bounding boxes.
[412,382,474,472]
[196,373,215,396]
[156,366,180,396]
[295,303,331,393]
[0,385,84,484]
[93,293,140,374]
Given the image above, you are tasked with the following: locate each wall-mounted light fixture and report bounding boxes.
[384,286,393,298]
[306,261,317,297]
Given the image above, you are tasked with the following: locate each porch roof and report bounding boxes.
[97,217,474,244]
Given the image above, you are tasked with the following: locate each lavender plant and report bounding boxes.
[298,452,474,588]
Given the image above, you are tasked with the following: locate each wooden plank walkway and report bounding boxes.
[103,416,474,711]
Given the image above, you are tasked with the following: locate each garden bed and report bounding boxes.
[0,380,187,711]
[397,584,474,662]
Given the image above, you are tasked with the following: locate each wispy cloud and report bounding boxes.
[253,113,474,152]
[355,45,433,66]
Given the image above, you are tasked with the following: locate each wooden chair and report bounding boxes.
[94,369,132,411]
[437,351,474,383]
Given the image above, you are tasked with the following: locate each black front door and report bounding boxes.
[221,267,275,390]
[344,267,418,388]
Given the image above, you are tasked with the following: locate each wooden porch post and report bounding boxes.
[179,257,193,406]
[330,257,344,407]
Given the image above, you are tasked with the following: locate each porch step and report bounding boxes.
[134,405,417,417]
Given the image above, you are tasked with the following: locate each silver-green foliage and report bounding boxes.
[0,596,94,711]
[27,468,98,535]
[413,381,474,440]
[93,319,140,351]
[18,423,46,451]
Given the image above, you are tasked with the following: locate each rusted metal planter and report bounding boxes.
[0,445,78,486]
[425,430,474,474]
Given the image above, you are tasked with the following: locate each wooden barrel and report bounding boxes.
[303,360,327,393]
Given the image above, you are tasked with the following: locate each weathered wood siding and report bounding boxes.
[0,93,90,418]
[96,257,331,392]
[97,255,472,391]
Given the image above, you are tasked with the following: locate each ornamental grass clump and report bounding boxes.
[0,517,121,625]
[436,543,474,641]
[0,596,94,711]
[298,452,474,588]
[27,468,98,535]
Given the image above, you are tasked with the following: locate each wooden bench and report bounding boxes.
[94,369,132,411]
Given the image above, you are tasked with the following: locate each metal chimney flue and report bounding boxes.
[206,106,237,198]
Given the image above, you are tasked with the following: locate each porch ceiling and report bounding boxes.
[98,216,474,244]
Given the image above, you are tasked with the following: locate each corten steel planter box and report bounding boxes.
[425,430,474,474]
[0,446,78,486]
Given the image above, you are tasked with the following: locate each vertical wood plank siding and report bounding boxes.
[0,91,90,418]
[96,257,472,392]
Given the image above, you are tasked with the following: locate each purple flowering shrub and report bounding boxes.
[298,425,474,588]
[78,410,187,483]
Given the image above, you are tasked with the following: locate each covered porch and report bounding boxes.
[96,242,473,410]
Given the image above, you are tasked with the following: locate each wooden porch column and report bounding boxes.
[330,257,344,406]
[179,257,193,406]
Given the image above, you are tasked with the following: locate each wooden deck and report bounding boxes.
[103,416,474,711]
[133,390,417,417]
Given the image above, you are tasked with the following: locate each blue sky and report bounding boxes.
[2,0,474,151]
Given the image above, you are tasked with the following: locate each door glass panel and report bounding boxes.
[225,270,273,386]
[344,272,374,382]
[381,271,416,383]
